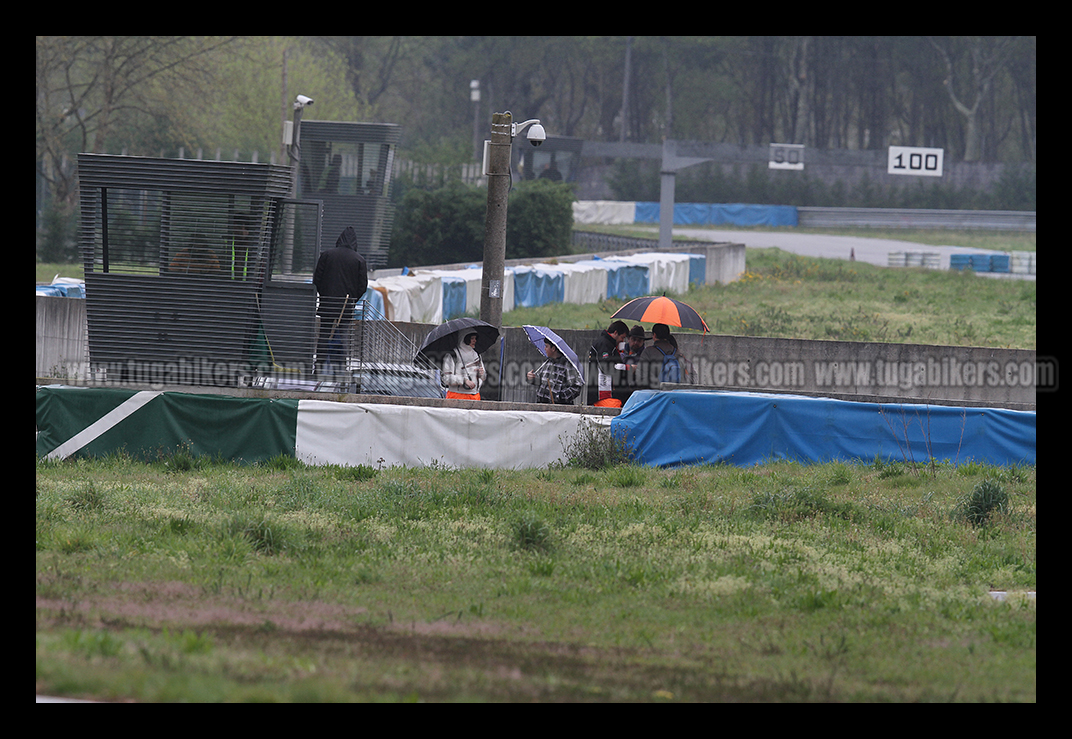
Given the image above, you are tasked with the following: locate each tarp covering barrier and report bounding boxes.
[572,200,637,224]
[40,386,1032,472]
[294,400,605,469]
[426,268,485,320]
[633,202,799,227]
[367,273,445,324]
[35,386,609,469]
[512,265,566,309]
[605,252,694,295]
[534,260,609,306]
[612,390,1036,468]
[36,386,299,464]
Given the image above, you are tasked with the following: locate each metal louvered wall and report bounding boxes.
[296,121,401,269]
[77,139,413,393]
[78,154,323,387]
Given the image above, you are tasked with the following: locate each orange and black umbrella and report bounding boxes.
[611,295,709,332]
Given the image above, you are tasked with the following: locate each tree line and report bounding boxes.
[37,36,1035,260]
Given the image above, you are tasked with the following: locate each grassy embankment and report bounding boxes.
[509,228,1036,349]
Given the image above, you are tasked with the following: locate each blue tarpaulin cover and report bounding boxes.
[603,262,649,299]
[440,276,467,320]
[354,286,386,319]
[512,265,565,308]
[611,390,1035,468]
[634,202,799,227]
[688,254,705,287]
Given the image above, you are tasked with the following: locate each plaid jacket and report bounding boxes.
[531,356,583,404]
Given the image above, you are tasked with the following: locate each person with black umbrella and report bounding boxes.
[442,331,487,400]
[417,318,500,401]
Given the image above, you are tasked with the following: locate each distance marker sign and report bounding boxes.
[769,143,804,170]
[887,146,943,177]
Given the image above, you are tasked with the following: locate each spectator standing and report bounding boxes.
[313,226,368,377]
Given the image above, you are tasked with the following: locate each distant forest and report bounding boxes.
[37,36,1035,210]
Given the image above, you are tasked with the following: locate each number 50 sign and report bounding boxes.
[888,146,943,177]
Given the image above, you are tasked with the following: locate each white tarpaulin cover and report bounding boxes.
[295,399,610,469]
[532,261,609,305]
[368,273,444,324]
[426,267,485,317]
[572,200,637,225]
[432,266,514,314]
[604,252,693,295]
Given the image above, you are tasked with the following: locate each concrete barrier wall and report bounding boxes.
[390,323,1037,411]
[668,333,1037,410]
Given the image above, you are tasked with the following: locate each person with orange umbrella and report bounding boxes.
[611,295,705,391]
[639,323,684,387]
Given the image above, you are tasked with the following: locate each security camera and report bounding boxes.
[527,123,546,147]
[295,94,314,108]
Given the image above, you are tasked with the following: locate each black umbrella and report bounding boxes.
[417,317,500,360]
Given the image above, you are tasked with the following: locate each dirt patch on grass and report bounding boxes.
[37,579,370,633]
[35,579,641,701]
[36,579,530,640]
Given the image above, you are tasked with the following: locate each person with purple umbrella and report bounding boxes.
[527,338,584,405]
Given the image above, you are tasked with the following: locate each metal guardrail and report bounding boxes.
[570,231,712,253]
[797,207,1035,232]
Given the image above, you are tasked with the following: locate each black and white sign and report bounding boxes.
[769,143,804,170]
[887,146,943,177]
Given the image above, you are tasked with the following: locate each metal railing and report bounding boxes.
[571,230,712,254]
[250,299,441,397]
[797,207,1036,232]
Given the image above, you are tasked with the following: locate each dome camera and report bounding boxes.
[527,123,546,147]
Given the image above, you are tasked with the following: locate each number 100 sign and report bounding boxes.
[887,146,943,177]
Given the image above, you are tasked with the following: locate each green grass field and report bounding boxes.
[36,452,1035,703]
[505,246,1035,350]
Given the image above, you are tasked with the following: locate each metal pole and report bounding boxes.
[659,141,675,252]
[480,111,512,330]
[471,80,482,163]
[288,105,304,199]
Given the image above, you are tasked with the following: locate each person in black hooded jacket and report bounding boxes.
[313,226,368,376]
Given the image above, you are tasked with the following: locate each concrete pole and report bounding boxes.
[480,111,512,329]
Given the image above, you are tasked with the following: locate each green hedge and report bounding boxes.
[388,180,575,268]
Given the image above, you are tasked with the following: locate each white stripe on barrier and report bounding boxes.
[46,391,161,461]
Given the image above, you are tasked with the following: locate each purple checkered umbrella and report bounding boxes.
[522,325,584,383]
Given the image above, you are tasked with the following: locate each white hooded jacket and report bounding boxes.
[442,334,485,397]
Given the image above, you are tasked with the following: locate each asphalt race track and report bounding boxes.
[636,226,1035,280]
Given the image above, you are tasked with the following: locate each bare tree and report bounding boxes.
[929,36,1019,162]
[36,36,238,210]
[316,36,408,108]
